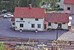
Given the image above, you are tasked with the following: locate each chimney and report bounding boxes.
[29,4,32,9]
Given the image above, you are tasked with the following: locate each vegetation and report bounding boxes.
[0,0,43,12]
[0,43,5,50]
[0,0,63,12]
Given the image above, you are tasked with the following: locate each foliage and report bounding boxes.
[0,43,5,50]
[0,0,42,12]
[47,8,64,11]
[49,0,58,10]
[0,0,62,12]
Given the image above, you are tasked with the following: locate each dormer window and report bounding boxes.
[35,18,38,21]
[20,18,23,20]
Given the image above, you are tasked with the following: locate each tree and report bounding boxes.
[49,0,58,10]
[49,0,59,10]
[0,0,43,12]
[18,0,42,7]
[0,0,2,10]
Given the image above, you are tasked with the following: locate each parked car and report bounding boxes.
[3,13,14,18]
[2,9,7,14]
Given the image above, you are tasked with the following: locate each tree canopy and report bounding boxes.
[0,0,60,12]
[0,0,42,11]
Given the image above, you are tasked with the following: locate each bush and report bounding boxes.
[46,8,64,11]
[0,43,5,50]
[54,8,64,11]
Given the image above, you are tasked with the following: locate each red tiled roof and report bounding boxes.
[64,0,74,4]
[14,7,45,18]
[45,13,69,23]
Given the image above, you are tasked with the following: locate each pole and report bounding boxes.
[56,26,60,40]
[56,29,58,40]
[56,26,59,50]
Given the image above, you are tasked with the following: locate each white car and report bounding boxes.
[4,13,14,18]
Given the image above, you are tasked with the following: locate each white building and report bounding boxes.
[45,13,69,30]
[64,0,74,15]
[11,7,69,31]
[14,18,44,31]
[12,7,45,31]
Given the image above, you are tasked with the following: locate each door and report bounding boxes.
[58,23,62,29]
[44,24,46,29]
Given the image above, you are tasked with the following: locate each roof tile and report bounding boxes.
[14,7,45,18]
[45,13,69,23]
[64,0,74,4]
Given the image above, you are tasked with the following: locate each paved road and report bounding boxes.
[0,18,67,40]
[71,15,74,25]
[71,15,74,29]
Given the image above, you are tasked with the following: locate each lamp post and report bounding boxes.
[56,26,60,40]
[55,26,61,50]
[52,26,60,50]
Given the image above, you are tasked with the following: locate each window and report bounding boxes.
[20,24,23,27]
[48,23,51,26]
[31,24,35,28]
[13,23,15,25]
[67,7,70,10]
[35,18,38,21]
[20,18,23,20]
[38,24,41,28]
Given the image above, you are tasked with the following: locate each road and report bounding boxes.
[71,15,74,30]
[0,18,67,40]
[71,15,74,25]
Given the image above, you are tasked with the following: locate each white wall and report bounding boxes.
[14,18,44,31]
[64,4,71,13]
[48,23,58,29]
[64,4,74,14]
[62,23,68,29]
[71,5,74,14]
[48,23,68,29]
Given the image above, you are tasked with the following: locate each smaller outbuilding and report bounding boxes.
[45,13,69,30]
[64,0,74,15]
